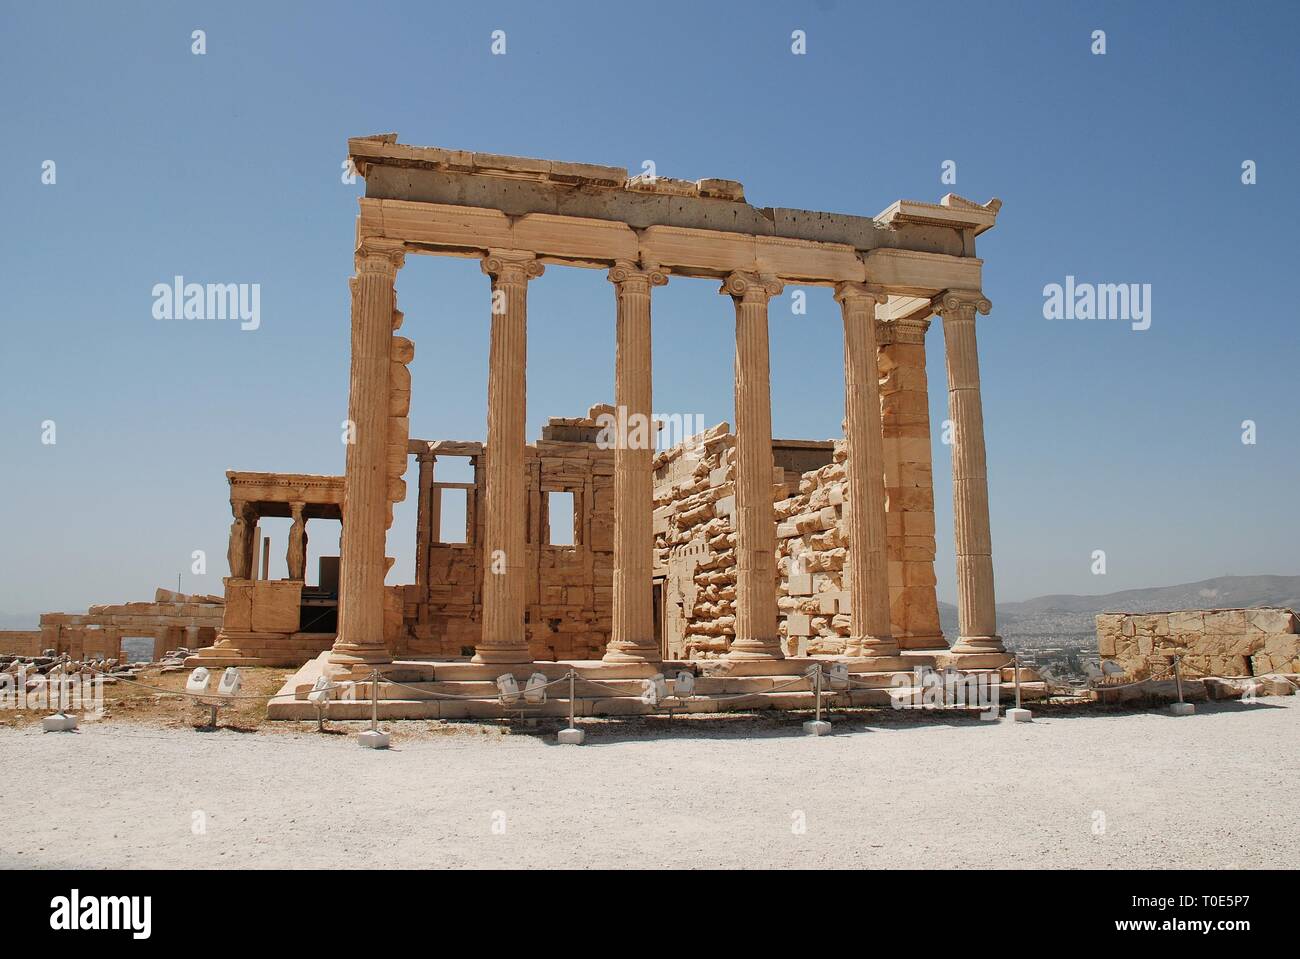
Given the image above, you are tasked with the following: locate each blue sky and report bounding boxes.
[2,1,1297,620]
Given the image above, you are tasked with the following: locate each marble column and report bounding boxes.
[932,289,1004,654]
[287,501,307,581]
[604,261,667,663]
[329,237,405,667]
[835,282,898,658]
[474,250,543,665]
[720,271,784,660]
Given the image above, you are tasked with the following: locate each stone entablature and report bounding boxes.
[348,134,998,261]
[1097,608,1300,679]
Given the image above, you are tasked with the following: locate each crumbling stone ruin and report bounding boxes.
[168,133,1032,718]
[1097,608,1300,679]
[0,589,223,663]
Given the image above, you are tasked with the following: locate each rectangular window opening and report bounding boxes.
[547,491,575,546]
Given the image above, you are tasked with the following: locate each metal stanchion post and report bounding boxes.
[358,668,390,748]
[802,664,831,736]
[1007,650,1032,722]
[43,654,78,732]
[559,669,585,744]
[1170,654,1195,715]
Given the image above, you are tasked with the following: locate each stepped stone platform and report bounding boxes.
[266,650,1046,721]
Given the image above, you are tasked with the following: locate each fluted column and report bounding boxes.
[286,501,307,581]
[474,250,543,665]
[835,283,898,658]
[330,236,405,667]
[933,289,1004,654]
[721,272,784,660]
[604,261,667,663]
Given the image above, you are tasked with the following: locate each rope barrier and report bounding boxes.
[380,671,573,702]
[1087,662,1176,691]
[70,661,302,703]
[29,648,1257,732]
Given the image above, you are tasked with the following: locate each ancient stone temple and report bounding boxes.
[188,134,1022,718]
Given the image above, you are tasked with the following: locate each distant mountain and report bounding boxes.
[940,575,1300,641]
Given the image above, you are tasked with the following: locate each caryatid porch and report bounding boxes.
[325,134,1009,682]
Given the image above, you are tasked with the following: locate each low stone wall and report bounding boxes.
[0,631,42,657]
[1096,608,1300,679]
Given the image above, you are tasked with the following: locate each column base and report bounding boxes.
[725,639,785,661]
[327,642,393,668]
[897,632,949,652]
[602,641,662,664]
[471,646,533,666]
[950,634,1006,655]
[846,635,900,658]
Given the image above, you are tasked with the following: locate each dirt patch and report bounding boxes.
[0,665,292,732]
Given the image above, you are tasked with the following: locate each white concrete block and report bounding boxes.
[42,713,78,732]
[1170,702,1195,716]
[358,730,390,748]
[1006,707,1032,723]
[557,727,586,745]
[802,720,832,736]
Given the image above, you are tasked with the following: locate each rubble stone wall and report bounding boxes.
[1096,608,1300,679]
[654,425,859,658]
[653,416,947,659]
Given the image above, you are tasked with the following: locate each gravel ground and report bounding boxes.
[2,698,1295,869]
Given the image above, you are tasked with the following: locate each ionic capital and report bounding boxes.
[355,236,406,275]
[876,315,931,346]
[481,249,545,285]
[608,259,668,294]
[833,281,889,308]
[720,271,783,303]
[932,288,992,320]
